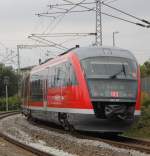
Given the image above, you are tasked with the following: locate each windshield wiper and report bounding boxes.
[110,64,126,79]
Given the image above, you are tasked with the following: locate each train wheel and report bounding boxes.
[26,109,31,120]
[58,113,72,131]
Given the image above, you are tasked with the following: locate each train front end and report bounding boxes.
[75,47,141,132]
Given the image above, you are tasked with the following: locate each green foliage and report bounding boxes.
[0,96,21,111]
[140,59,150,77]
[124,94,150,138]
[0,64,20,97]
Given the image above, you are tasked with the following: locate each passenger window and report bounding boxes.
[30,73,43,101]
[47,61,77,88]
[68,63,77,85]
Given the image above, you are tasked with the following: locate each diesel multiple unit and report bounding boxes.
[21,47,141,132]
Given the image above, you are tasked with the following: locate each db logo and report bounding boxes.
[111,91,119,97]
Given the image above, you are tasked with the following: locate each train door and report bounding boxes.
[61,61,79,108]
[56,66,64,105]
[43,68,48,111]
[24,75,30,108]
[47,65,62,107]
[26,75,30,108]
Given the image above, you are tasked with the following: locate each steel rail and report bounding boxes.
[1,112,150,154]
[0,111,19,119]
[72,131,150,154]
[0,111,54,156]
[75,131,150,154]
[97,135,150,154]
[28,119,150,154]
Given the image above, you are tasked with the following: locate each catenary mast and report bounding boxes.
[95,0,102,46]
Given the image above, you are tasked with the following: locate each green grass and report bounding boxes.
[124,93,150,139]
[0,96,21,111]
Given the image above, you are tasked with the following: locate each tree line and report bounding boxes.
[140,59,150,78]
[0,63,19,97]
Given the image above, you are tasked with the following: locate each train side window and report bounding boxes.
[68,62,77,85]
[22,76,29,99]
[47,61,77,88]
[48,67,53,88]
[51,67,55,88]
[55,63,67,87]
[61,63,68,86]
[30,73,43,101]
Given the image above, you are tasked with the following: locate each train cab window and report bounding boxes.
[81,56,138,99]
[81,57,137,80]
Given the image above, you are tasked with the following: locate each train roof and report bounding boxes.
[72,46,137,61]
[31,46,137,73]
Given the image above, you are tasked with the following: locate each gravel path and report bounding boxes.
[0,114,149,156]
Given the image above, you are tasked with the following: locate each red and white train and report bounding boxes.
[21,46,141,132]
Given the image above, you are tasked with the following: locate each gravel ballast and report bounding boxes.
[0,114,149,156]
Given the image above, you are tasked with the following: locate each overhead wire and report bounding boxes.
[31,0,150,53]
[0,41,7,49]
[48,2,96,7]
[30,33,96,37]
[42,15,62,34]
[103,0,119,4]
[102,2,150,24]
[101,12,147,27]
[60,34,95,45]
[29,35,68,50]
[41,0,87,34]
[0,41,16,66]
[33,0,150,36]
[61,0,148,28]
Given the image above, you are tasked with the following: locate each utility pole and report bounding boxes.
[17,44,50,96]
[36,0,150,49]
[17,45,20,75]
[17,45,21,97]
[95,0,102,47]
[5,84,8,111]
[113,31,119,47]
[4,76,9,111]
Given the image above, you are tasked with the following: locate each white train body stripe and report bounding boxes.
[134,110,141,116]
[23,106,141,116]
[26,106,95,114]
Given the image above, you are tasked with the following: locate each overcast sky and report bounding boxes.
[0,0,150,68]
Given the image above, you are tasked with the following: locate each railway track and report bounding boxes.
[29,119,150,155]
[0,111,54,156]
[1,113,150,155]
[74,131,150,154]
[95,135,150,154]
[0,111,19,119]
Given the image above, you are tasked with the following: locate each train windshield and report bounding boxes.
[81,57,137,79]
[81,56,138,99]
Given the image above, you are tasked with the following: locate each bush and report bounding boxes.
[0,96,21,111]
[141,92,150,108]
[142,93,150,108]
[124,92,150,138]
